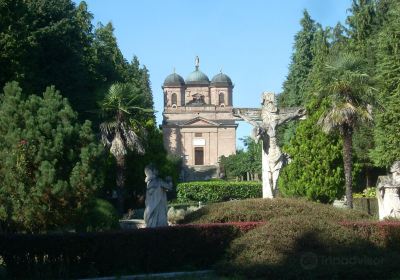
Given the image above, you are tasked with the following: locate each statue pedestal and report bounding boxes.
[376,172,400,220]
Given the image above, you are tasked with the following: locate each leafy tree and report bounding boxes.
[346,0,377,48]
[220,137,261,181]
[126,56,155,120]
[317,53,375,208]
[0,0,97,119]
[100,83,151,215]
[0,82,103,233]
[371,1,400,167]
[93,22,128,85]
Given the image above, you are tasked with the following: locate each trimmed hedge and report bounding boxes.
[0,223,261,279]
[182,198,371,224]
[340,221,400,250]
[176,181,262,203]
[218,216,400,279]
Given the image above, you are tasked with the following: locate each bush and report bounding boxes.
[353,187,376,198]
[176,181,261,203]
[0,223,261,279]
[340,221,400,250]
[181,198,371,224]
[217,216,400,279]
[75,199,120,232]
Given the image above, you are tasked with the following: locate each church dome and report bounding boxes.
[163,73,185,87]
[185,69,210,85]
[211,72,233,87]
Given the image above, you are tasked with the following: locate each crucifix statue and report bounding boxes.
[233,92,306,198]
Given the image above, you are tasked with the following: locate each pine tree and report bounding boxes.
[0,82,103,232]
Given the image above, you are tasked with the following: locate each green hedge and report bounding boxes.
[176,181,262,203]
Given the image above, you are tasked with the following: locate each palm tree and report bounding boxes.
[100,83,152,215]
[317,53,375,208]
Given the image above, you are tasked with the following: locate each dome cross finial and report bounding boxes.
[195,56,199,70]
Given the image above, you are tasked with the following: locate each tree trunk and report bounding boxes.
[116,155,126,216]
[342,126,353,209]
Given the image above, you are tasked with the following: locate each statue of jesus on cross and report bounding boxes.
[233,92,306,198]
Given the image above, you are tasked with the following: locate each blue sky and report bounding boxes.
[77,0,352,148]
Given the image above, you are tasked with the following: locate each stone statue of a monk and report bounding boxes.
[376,161,400,220]
[144,165,173,228]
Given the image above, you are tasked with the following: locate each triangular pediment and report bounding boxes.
[180,117,219,127]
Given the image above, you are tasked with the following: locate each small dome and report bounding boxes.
[185,69,210,85]
[211,72,233,87]
[163,73,185,87]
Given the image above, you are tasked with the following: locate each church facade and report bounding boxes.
[162,58,237,180]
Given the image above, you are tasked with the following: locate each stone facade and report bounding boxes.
[162,58,237,180]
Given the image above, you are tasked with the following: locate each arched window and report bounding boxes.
[171,93,177,105]
[219,92,225,105]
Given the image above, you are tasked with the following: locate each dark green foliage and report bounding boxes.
[0,0,155,125]
[0,82,103,233]
[176,181,262,203]
[182,198,370,224]
[0,224,241,279]
[278,10,319,147]
[75,198,120,232]
[93,22,127,85]
[0,0,97,120]
[126,56,155,117]
[278,100,345,203]
[371,1,400,167]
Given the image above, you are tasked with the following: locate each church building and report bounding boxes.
[162,57,237,180]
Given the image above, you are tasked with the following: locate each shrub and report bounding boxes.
[340,221,400,250]
[181,198,371,224]
[75,199,120,232]
[353,187,376,198]
[176,181,261,203]
[0,223,261,279]
[0,82,104,233]
[217,216,400,279]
